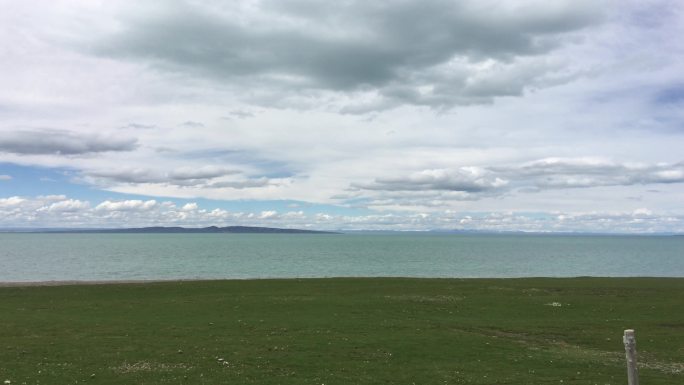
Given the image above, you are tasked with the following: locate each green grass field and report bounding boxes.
[1,278,683,384]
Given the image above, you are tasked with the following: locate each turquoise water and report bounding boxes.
[0,233,683,282]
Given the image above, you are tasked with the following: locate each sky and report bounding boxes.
[1,0,683,233]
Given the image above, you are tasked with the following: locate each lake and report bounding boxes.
[1,233,683,282]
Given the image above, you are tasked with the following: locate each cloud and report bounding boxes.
[95,199,158,212]
[258,210,279,219]
[353,167,508,192]
[85,166,238,186]
[83,0,603,111]
[181,202,198,211]
[0,1,682,229]
[348,158,684,208]
[169,166,236,180]
[0,130,137,155]
[77,165,286,197]
[0,196,25,207]
[500,158,684,189]
[121,123,156,130]
[225,109,255,119]
[180,121,204,128]
[41,199,90,212]
[85,168,165,184]
[0,174,11,181]
[207,178,273,189]
[1,194,683,233]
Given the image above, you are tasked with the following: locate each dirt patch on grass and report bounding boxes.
[269,295,315,302]
[383,294,464,303]
[110,361,193,373]
[469,327,684,375]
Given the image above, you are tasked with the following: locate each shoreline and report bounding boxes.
[0,278,214,287]
[2,275,682,288]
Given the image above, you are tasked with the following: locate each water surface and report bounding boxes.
[1,233,682,282]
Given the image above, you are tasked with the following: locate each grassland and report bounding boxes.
[1,278,683,384]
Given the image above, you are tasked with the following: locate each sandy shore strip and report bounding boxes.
[0,277,341,287]
[0,278,217,287]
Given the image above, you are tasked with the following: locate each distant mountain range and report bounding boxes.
[1,227,680,236]
[10,226,337,234]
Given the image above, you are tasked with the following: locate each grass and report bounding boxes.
[1,278,683,384]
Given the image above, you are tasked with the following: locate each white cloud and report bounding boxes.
[181,202,198,211]
[633,208,653,216]
[354,167,509,193]
[95,199,158,212]
[84,166,238,186]
[207,208,231,219]
[0,1,683,231]
[258,210,279,219]
[283,211,306,219]
[0,196,25,207]
[344,158,684,210]
[501,158,684,188]
[42,199,90,212]
[0,174,11,181]
[0,194,682,233]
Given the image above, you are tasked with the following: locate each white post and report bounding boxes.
[623,329,639,385]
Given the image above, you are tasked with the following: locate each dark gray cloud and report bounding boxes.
[0,130,137,155]
[86,0,602,110]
